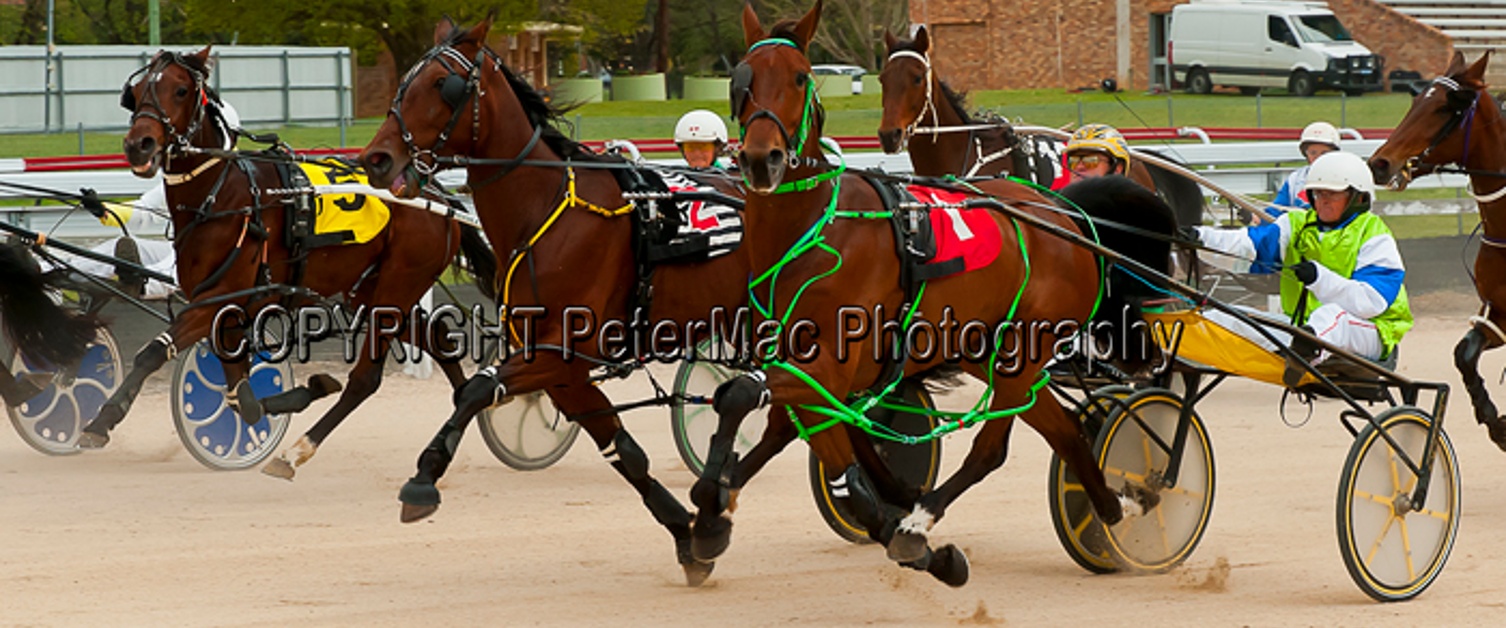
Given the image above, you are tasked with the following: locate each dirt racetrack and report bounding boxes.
[4,312,1506,626]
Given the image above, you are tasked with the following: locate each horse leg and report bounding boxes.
[1454,327,1506,450]
[262,346,386,480]
[688,371,776,562]
[727,405,798,490]
[77,310,219,448]
[554,386,706,586]
[805,421,970,587]
[398,353,580,523]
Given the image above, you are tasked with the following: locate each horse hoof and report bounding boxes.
[887,530,928,563]
[1486,416,1506,452]
[682,559,716,587]
[307,373,343,398]
[399,480,441,523]
[928,544,970,588]
[400,503,439,524]
[75,431,110,450]
[691,516,733,562]
[261,457,296,481]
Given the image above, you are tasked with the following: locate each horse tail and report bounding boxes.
[0,243,103,367]
[455,224,497,301]
[1138,150,1206,229]
[1057,176,1179,370]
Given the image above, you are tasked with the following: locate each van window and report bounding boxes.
[1292,14,1353,43]
[1267,17,1298,47]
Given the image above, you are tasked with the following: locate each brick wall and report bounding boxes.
[1325,0,1453,85]
[915,0,1453,92]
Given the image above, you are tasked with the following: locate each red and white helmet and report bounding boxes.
[674,109,728,145]
[1299,121,1341,153]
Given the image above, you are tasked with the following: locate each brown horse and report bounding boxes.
[877,26,1206,229]
[1369,50,1506,450]
[0,243,103,405]
[358,17,824,586]
[79,47,494,480]
[689,0,1177,586]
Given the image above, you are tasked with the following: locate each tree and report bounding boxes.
[539,0,650,74]
[667,0,744,76]
[177,0,536,78]
[755,0,908,70]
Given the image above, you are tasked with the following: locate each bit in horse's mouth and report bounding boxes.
[130,152,162,177]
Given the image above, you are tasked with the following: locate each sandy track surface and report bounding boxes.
[4,314,1506,626]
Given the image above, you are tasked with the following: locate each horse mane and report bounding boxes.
[767,21,806,49]
[445,28,608,163]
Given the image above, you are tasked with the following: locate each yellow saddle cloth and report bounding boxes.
[298,160,390,245]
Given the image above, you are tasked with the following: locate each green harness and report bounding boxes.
[738,39,1107,444]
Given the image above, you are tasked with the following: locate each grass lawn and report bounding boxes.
[1,89,1416,158]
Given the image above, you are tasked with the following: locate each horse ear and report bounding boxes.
[193,45,215,75]
[741,3,766,47]
[434,15,458,45]
[914,25,929,54]
[1461,50,1492,88]
[464,12,495,43]
[1444,50,1466,76]
[883,29,898,53]
[791,0,823,50]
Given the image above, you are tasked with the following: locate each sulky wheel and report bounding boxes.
[1336,406,1460,602]
[670,338,768,476]
[6,327,123,455]
[808,378,942,544]
[171,340,292,470]
[1095,387,1216,573]
[477,389,580,471]
[1048,385,1135,574]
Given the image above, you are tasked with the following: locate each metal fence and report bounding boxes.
[0,45,354,135]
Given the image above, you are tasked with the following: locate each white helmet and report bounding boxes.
[1304,151,1374,198]
[674,109,728,145]
[1299,121,1341,152]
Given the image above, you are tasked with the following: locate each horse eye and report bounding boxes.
[175,86,188,98]
[913,75,923,86]
[795,73,808,87]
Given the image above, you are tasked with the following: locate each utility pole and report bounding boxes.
[45,0,55,133]
[149,0,161,45]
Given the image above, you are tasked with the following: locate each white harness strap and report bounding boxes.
[1470,303,1506,343]
[886,50,937,141]
[163,156,223,186]
[1472,182,1506,204]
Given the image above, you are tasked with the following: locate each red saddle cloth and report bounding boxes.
[905,185,1003,275]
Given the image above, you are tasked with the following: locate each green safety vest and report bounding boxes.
[1280,210,1413,353]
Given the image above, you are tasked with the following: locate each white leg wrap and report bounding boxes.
[1118,494,1145,519]
[897,505,936,536]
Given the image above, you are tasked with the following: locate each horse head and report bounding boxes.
[1369,51,1496,190]
[877,26,933,154]
[359,15,504,198]
[121,46,217,178]
[732,0,825,194]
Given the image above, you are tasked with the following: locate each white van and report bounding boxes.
[1169,0,1383,96]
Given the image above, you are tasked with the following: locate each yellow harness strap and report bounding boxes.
[499,167,633,346]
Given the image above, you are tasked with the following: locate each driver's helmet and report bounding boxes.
[1065,123,1130,170]
[674,109,728,145]
[1304,151,1374,200]
[1298,121,1341,154]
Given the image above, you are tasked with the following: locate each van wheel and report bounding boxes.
[1238,87,1260,96]
[1342,88,1365,97]
[1288,70,1315,97]
[1186,69,1212,95]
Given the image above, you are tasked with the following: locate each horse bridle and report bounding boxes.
[120,52,212,161]
[1398,76,1482,185]
[884,49,938,144]
[388,42,549,193]
[730,38,827,173]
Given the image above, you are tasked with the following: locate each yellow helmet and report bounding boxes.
[1066,124,1130,169]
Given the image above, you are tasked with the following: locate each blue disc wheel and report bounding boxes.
[170,340,293,470]
[6,328,123,455]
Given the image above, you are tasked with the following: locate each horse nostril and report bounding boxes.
[767,149,786,168]
[139,137,155,153]
[366,153,390,177]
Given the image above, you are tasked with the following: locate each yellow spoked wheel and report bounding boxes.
[1096,388,1216,573]
[1047,385,1134,574]
[1336,407,1459,602]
